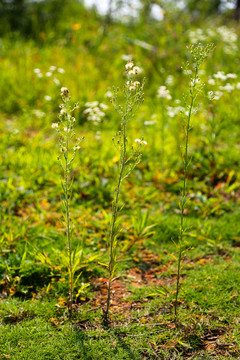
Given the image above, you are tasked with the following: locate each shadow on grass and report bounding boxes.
[74,325,140,360]
[111,328,139,360]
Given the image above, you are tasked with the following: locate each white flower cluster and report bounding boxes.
[34,66,65,86]
[33,109,45,118]
[208,71,239,97]
[157,85,172,100]
[212,71,237,81]
[166,105,185,118]
[190,77,201,87]
[207,91,223,101]
[125,61,141,75]
[188,26,238,54]
[219,83,235,92]
[134,138,147,145]
[188,28,208,44]
[104,89,113,98]
[165,75,174,86]
[125,61,142,91]
[144,114,157,126]
[217,26,238,54]
[83,101,108,125]
[144,120,156,126]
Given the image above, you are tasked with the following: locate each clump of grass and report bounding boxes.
[51,87,84,317]
[174,43,214,321]
[103,61,145,324]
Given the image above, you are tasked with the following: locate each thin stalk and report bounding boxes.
[174,65,198,321]
[105,121,127,323]
[52,87,83,320]
[160,102,165,166]
[64,106,73,317]
[104,62,144,324]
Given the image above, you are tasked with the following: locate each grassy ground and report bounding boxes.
[1,3,240,359]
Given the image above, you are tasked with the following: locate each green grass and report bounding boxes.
[0,2,240,359]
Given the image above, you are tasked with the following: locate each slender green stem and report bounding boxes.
[161,102,165,166]
[64,104,73,317]
[174,66,198,321]
[53,88,83,319]
[104,65,144,323]
[105,120,126,322]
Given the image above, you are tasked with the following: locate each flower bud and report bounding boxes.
[61,87,69,98]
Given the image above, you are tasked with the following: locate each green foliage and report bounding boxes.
[0,0,83,39]
[0,2,240,358]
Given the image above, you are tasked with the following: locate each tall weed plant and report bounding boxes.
[52,87,84,317]
[174,43,214,321]
[103,61,146,324]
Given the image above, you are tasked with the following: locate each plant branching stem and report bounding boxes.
[64,106,73,317]
[105,116,127,323]
[174,65,198,321]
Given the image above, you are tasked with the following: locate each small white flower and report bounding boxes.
[208,78,215,85]
[214,91,223,100]
[104,90,113,98]
[157,85,171,100]
[44,96,52,101]
[133,66,140,74]
[57,68,65,73]
[61,147,67,152]
[84,101,106,124]
[34,68,41,73]
[73,146,80,151]
[46,72,52,77]
[144,120,156,126]
[166,75,174,86]
[60,109,66,115]
[51,123,59,129]
[226,73,237,79]
[33,110,45,117]
[64,127,68,132]
[134,81,140,86]
[129,85,136,91]
[134,138,147,145]
[219,83,235,92]
[166,106,184,117]
[37,73,43,78]
[207,91,214,100]
[128,70,135,76]
[125,61,134,70]
[85,101,99,107]
[99,103,108,110]
[236,82,240,89]
[61,87,69,97]
[53,78,60,86]
[213,71,227,81]
[190,78,201,87]
[49,66,57,71]
[184,69,192,75]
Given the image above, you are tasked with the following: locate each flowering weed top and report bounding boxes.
[104,60,146,324]
[51,87,84,317]
[52,87,84,164]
